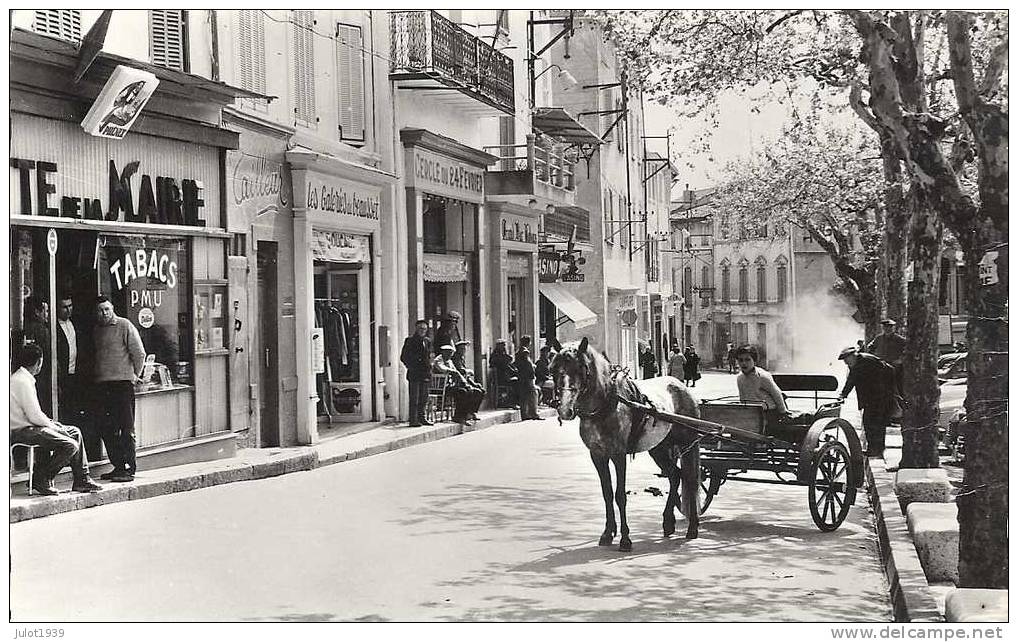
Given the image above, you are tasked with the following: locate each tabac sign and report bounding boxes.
[81,65,159,140]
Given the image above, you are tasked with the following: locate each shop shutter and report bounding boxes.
[150,10,187,71]
[336,23,366,143]
[292,10,316,126]
[33,9,81,42]
[238,10,266,95]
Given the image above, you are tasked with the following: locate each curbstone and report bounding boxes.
[894,468,951,513]
[866,457,943,622]
[945,589,1009,622]
[906,503,960,585]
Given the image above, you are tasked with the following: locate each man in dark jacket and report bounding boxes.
[838,346,898,457]
[400,320,433,427]
[867,319,906,394]
[434,311,462,351]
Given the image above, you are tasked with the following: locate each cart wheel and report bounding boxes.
[808,441,853,532]
[699,464,724,514]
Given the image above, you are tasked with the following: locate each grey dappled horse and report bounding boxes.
[551,338,702,551]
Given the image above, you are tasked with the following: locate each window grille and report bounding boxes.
[292,10,317,126]
[336,23,366,143]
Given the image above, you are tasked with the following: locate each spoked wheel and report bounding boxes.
[808,440,854,531]
[699,464,724,515]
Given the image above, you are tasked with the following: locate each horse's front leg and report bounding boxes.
[590,453,616,546]
[610,453,632,552]
[649,442,679,537]
[679,433,701,540]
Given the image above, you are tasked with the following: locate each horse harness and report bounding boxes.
[576,365,656,454]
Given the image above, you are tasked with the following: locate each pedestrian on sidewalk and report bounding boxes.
[639,341,658,379]
[92,296,146,483]
[400,320,433,427]
[10,343,103,495]
[838,346,898,457]
[490,339,519,408]
[683,346,701,387]
[726,343,737,374]
[433,345,483,425]
[866,319,906,396]
[514,347,540,420]
[667,345,686,379]
[452,340,483,421]
[535,345,554,405]
[434,311,461,351]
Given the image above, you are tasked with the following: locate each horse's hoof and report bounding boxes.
[618,539,633,552]
[685,528,699,540]
[663,524,675,538]
[598,534,615,546]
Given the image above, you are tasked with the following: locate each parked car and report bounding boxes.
[938,352,967,383]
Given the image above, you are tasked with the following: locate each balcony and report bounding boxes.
[484,134,578,209]
[389,10,515,116]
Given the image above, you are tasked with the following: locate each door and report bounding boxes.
[507,277,522,349]
[228,256,251,433]
[256,242,279,447]
[324,267,371,423]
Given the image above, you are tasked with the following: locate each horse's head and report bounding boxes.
[550,337,604,421]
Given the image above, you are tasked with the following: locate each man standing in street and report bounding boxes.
[93,296,146,482]
[22,296,53,413]
[867,319,906,394]
[400,319,433,427]
[838,346,898,457]
[10,343,102,495]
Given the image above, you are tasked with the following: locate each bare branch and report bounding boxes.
[849,82,882,134]
[765,10,804,34]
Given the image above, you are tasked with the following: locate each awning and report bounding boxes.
[533,107,604,145]
[540,283,598,329]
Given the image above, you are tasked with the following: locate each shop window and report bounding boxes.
[33,9,81,42]
[336,22,366,143]
[150,10,188,72]
[98,235,193,388]
[292,10,317,127]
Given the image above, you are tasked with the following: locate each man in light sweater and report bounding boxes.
[10,343,102,495]
[93,295,146,482]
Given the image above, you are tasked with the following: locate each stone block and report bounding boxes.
[894,468,951,513]
[907,502,959,584]
[945,588,1009,622]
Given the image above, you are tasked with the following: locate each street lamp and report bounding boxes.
[533,63,578,91]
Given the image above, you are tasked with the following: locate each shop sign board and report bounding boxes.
[979,250,999,286]
[311,231,372,263]
[407,147,485,203]
[500,214,539,248]
[46,229,58,256]
[81,65,159,140]
[304,172,381,221]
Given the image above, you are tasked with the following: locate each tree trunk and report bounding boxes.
[944,10,1009,590]
[880,137,909,324]
[899,196,942,469]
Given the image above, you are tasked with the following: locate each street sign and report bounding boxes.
[561,273,585,282]
[46,229,58,256]
[979,251,999,285]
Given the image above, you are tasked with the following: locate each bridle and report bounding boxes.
[554,361,622,420]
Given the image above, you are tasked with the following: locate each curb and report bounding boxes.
[11,407,552,524]
[865,455,943,622]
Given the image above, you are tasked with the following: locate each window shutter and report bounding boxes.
[238,10,266,95]
[292,10,316,126]
[150,10,187,71]
[336,23,366,143]
[33,10,81,42]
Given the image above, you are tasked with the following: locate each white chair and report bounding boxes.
[10,443,40,496]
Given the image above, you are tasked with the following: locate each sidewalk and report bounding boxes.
[10,406,556,524]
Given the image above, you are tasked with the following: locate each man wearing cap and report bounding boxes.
[433,344,483,424]
[434,311,462,352]
[452,340,483,421]
[838,346,898,457]
[400,320,433,427]
[867,319,906,394]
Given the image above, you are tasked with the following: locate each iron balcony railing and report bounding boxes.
[389,10,515,114]
[483,135,577,191]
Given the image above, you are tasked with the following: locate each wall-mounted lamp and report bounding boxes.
[533,63,578,91]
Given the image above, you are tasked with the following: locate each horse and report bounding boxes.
[551,337,702,551]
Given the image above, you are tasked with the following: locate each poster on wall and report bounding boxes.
[81,65,159,140]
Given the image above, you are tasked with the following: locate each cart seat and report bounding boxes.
[700,402,766,435]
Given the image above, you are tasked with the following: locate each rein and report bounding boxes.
[574,365,628,419]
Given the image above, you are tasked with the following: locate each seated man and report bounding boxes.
[432,344,484,425]
[10,343,103,495]
[451,340,483,421]
[734,344,812,440]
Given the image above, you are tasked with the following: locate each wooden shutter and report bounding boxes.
[33,10,81,42]
[292,10,316,126]
[336,23,365,142]
[238,10,266,96]
[150,10,187,71]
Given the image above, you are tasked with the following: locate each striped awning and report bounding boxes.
[540,283,597,329]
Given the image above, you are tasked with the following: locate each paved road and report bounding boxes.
[11,373,889,622]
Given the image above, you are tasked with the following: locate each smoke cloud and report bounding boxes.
[788,289,864,376]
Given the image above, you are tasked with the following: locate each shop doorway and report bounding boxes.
[507,276,524,349]
[256,241,279,447]
[314,263,372,423]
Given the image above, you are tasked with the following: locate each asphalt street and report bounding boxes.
[11,372,890,622]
